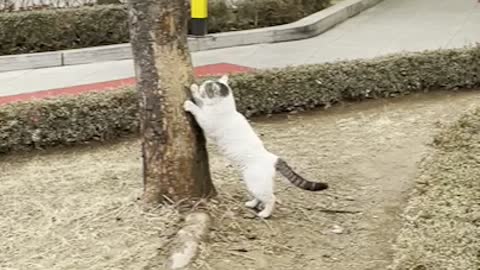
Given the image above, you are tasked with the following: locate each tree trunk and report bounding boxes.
[127,0,216,205]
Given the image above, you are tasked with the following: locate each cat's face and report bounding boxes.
[198,75,231,100]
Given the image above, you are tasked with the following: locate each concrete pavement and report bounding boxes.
[194,0,480,68]
[0,0,479,98]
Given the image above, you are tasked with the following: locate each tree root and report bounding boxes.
[165,212,211,270]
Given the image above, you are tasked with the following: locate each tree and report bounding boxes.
[127,0,216,205]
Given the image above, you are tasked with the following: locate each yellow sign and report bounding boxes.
[191,0,208,19]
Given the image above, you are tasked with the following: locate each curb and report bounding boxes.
[0,0,383,72]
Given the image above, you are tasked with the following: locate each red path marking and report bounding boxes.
[0,63,253,105]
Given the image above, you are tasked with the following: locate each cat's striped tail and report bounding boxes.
[275,158,328,191]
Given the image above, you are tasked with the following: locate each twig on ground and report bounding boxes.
[225,250,257,261]
[298,208,314,222]
[319,208,362,214]
[260,218,274,232]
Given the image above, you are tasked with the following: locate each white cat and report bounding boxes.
[183,74,328,218]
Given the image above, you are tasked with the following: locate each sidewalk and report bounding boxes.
[0,0,478,100]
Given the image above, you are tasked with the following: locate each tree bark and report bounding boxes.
[127,0,216,205]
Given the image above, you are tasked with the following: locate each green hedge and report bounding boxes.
[0,46,479,153]
[0,0,330,56]
[0,5,130,55]
[0,89,138,153]
[208,0,331,33]
[230,45,480,116]
[390,107,480,270]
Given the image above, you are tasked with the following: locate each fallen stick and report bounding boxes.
[164,211,211,270]
[319,208,362,214]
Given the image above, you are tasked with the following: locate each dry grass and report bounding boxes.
[389,107,480,270]
[0,141,181,270]
[0,136,343,270]
[194,185,352,270]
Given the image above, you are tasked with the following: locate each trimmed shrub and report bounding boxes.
[208,0,331,33]
[0,89,138,153]
[0,0,330,55]
[230,46,480,116]
[0,5,130,55]
[0,46,479,153]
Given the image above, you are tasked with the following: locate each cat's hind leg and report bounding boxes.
[242,165,276,218]
[245,198,260,209]
[258,195,276,219]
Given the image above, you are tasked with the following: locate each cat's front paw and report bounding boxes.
[190,83,199,95]
[183,100,196,112]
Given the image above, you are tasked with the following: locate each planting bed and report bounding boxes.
[1,90,479,269]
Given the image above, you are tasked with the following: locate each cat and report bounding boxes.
[183,74,329,218]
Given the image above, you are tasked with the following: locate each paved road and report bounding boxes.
[0,0,478,97]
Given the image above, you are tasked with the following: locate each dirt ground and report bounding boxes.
[1,90,479,270]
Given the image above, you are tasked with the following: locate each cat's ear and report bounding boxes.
[219,74,229,84]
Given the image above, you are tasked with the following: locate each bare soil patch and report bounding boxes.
[1,90,479,270]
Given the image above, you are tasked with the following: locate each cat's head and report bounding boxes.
[198,74,231,100]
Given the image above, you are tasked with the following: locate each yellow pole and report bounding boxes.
[191,0,208,36]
